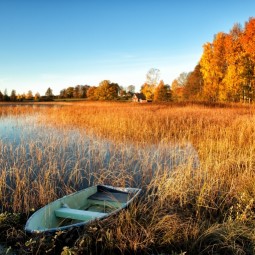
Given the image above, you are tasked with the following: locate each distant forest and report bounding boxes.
[1,17,255,103]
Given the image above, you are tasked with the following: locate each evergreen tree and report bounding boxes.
[0,91,3,101]
[10,90,17,101]
[45,87,54,100]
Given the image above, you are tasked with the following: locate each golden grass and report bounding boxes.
[1,101,255,254]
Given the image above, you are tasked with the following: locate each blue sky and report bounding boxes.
[0,0,255,95]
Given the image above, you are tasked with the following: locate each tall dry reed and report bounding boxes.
[1,102,255,254]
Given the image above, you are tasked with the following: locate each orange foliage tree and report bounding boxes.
[154,80,172,102]
[223,24,244,101]
[183,64,203,101]
[200,33,228,102]
[199,17,255,102]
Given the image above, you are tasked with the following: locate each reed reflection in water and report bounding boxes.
[0,111,199,212]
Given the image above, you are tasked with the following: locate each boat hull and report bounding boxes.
[25,185,141,234]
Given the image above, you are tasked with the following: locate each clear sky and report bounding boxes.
[0,0,255,96]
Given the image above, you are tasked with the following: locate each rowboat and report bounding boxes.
[25,185,141,234]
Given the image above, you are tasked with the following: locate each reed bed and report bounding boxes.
[0,102,255,254]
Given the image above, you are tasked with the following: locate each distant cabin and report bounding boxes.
[132,93,147,103]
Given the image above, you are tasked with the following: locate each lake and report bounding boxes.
[0,105,199,212]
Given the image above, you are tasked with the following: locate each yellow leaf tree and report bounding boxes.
[200,33,228,101]
[222,24,244,101]
[154,80,172,102]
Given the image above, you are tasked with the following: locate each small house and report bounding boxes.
[132,93,147,103]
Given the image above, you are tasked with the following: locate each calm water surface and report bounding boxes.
[0,106,199,193]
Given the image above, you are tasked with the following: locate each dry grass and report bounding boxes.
[1,101,255,254]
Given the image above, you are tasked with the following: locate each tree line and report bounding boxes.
[0,87,55,102]
[0,82,138,102]
[1,17,254,103]
[135,17,255,103]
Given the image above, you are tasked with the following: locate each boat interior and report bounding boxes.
[55,187,130,226]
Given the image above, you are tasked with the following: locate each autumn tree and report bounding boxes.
[97,80,110,100]
[107,82,119,100]
[59,85,89,99]
[73,86,80,98]
[80,85,89,98]
[65,87,74,98]
[213,33,228,101]
[17,93,25,101]
[154,80,171,102]
[197,18,255,103]
[241,17,255,62]
[140,83,154,101]
[200,32,228,102]
[87,87,98,100]
[34,92,40,101]
[59,89,66,98]
[87,81,119,101]
[240,17,255,102]
[171,79,178,101]
[183,64,203,101]
[141,68,160,100]
[222,24,245,101]
[171,72,189,102]
[26,90,33,100]
[73,85,86,98]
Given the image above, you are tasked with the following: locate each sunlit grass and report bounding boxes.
[0,102,255,254]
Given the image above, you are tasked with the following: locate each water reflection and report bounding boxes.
[0,109,199,210]
[0,113,199,175]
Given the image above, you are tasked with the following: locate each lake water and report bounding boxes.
[0,106,199,211]
[0,107,200,178]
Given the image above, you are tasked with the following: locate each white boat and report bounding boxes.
[25,185,141,234]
